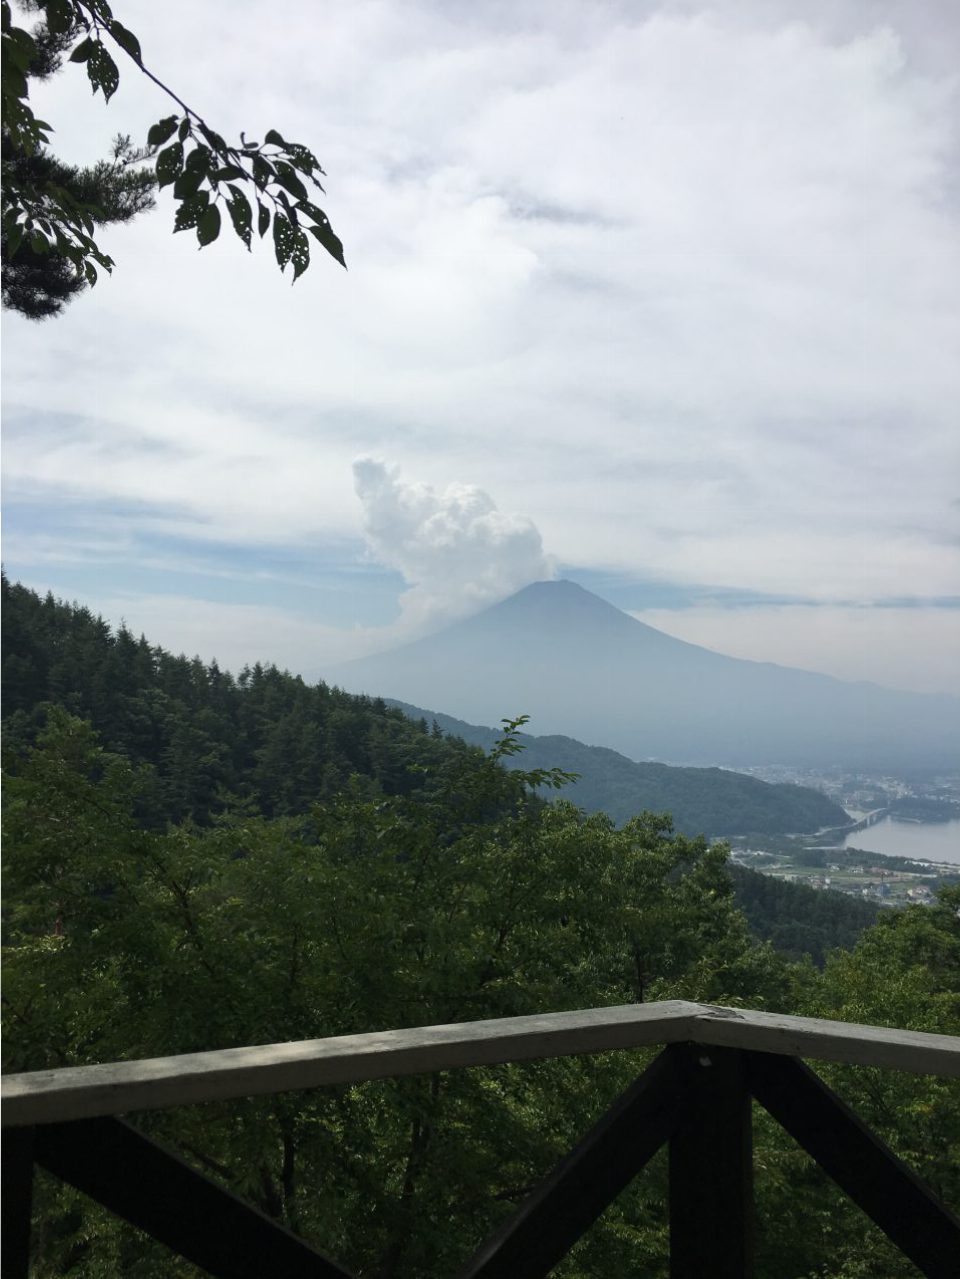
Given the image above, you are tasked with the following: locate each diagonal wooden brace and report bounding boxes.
[34,1115,356,1279]
[455,1046,690,1278]
[746,1051,960,1279]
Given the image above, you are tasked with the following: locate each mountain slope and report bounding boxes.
[389,700,849,835]
[1,576,484,826]
[331,580,959,771]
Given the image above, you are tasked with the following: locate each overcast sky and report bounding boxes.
[3,0,959,695]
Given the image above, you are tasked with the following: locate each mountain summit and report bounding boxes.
[330,581,959,770]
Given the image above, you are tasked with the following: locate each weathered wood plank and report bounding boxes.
[35,1116,357,1279]
[455,1047,687,1278]
[690,1005,960,1077]
[668,1045,754,1279]
[4,1002,958,1128]
[747,1051,960,1279]
[1,1002,701,1126]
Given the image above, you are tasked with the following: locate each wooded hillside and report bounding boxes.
[3,577,958,1277]
[387,700,850,835]
[2,575,482,826]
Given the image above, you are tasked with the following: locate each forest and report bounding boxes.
[386,701,850,837]
[3,578,959,1278]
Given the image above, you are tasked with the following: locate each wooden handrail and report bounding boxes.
[4,1001,959,1127]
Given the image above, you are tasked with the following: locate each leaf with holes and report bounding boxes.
[252,155,273,189]
[273,213,296,271]
[173,169,204,200]
[197,205,221,248]
[257,201,270,238]
[156,141,184,188]
[226,187,252,250]
[86,43,119,102]
[287,143,323,176]
[290,227,310,281]
[185,145,212,174]
[45,0,74,36]
[173,190,210,234]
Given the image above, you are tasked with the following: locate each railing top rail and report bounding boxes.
[4,1001,958,1128]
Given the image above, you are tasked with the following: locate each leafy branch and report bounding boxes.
[491,715,579,792]
[1,0,345,288]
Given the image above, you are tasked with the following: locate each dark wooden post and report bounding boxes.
[668,1044,754,1279]
[2,1125,35,1279]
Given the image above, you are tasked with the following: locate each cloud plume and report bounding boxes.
[353,457,554,629]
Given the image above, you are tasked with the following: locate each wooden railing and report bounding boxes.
[3,1000,959,1278]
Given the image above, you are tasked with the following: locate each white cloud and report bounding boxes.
[353,458,554,629]
[3,0,959,691]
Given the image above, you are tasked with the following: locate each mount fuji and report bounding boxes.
[328,581,959,771]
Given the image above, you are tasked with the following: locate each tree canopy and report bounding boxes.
[4,705,958,1277]
[2,0,345,318]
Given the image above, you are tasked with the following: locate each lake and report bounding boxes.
[842,817,960,866]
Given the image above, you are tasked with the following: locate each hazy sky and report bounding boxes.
[3,0,959,695]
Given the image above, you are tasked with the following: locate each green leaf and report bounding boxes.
[6,221,24,259]
[185,145,212,174]
[45,0,74,36]
[173,190,210,234]
[287,143,323,176]
[196,204,221,248]
[251,156,274,189]
[306,216,346,269]
[257,201,269,238]
[274,162,308,202]
[225,186,252,250]
[86,43,120,102]
[7,27,37,72]
[264,129,286,147]
[178,117,190,142]
[275,190,297,223]
[290,227,310,281]
[173,169,204,200]
[147,116,179,148]
[211,165,245,183]
[273,213,295,271]
[69,37,96,64]
[198,124,228,153]
[108,20,141,63]
[156,142,184,188]
[30,231,49,255]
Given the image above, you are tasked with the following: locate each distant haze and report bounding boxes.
[2,1,957,706]
[330,580,960,772]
